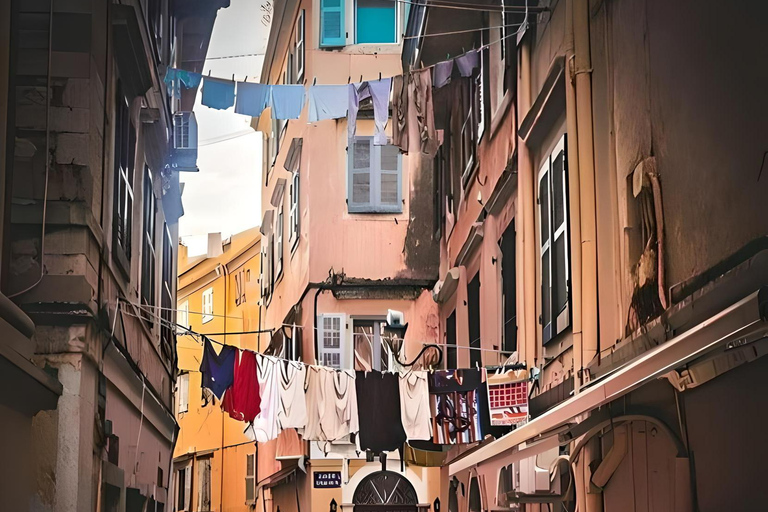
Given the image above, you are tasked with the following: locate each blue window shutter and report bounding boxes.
[320,0,345,47]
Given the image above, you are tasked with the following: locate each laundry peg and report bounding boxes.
[379,72,382,80]
[313,77,317,86]
[245,76,249,82]
[232,74,235,81]
[348,76,351,84]
[360,75,363,83]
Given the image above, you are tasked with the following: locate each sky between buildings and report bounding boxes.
[179,0,271,255]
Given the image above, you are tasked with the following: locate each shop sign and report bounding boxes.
[314,471,342,489]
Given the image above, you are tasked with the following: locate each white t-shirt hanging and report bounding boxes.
[246,354,280,443]
[278,361,307,430]
[399,370,433,441]
[320,369,359,442]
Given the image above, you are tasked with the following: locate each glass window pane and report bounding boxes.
[541,247,551,327]
[553,150,565,229]
[380,173,398,205]
[539,173,549,244]
[354,321,375,371]
[380,145,399,170]
[554,234,568,314]
[356,0,396,44]
[353,139,370,169]
[352,172,370,204]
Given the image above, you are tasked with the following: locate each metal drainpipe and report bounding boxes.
[572,0,602,510]
[572,0,600,380]
[564,0,584,392]
[220,262,228,512]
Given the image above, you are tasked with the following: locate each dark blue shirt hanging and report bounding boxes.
[199,337,237,399]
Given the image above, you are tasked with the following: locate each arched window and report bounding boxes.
[353,471,418,510]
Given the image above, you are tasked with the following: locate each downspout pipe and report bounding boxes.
[572,0,600,380]
[564,0,584,392]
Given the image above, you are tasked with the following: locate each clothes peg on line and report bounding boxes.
[348,76,351,84]
[379,72,382,80]
[313,77,317,86]
[360,75,363,83]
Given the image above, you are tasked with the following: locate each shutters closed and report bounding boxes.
[320,0,345,47]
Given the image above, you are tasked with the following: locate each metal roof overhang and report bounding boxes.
[450,287,768,475]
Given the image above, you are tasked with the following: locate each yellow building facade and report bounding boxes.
[174,228,264,512]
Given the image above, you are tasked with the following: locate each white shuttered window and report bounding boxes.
[318,314,346,368]
[202,287,213,323]
[348,137,402,213]
[538,134,570,344]
[177,372,189,414]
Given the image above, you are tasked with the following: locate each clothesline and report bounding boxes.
[119,298,517,361]
[118,299,446,368]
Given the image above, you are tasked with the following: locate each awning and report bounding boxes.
[450,288,768,475]
[433,267,461,303]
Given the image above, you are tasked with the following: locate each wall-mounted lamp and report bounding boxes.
[330,499,338,512]
[434,498,441,512]
[384,309,408,339]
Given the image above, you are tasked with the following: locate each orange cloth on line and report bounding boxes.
[221,349,261,423]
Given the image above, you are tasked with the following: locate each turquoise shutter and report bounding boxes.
[320,0,345,47]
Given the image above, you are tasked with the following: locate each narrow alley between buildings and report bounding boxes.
[0,0,767,511]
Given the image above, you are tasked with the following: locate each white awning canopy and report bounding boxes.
[450,288,768,475]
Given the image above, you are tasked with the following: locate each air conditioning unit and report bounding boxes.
[506,447,570,503]
[170,111,199,172]
[517,447,558,495]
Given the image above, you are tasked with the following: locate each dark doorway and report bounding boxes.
[467,274,481,368]
[499,221,517,355]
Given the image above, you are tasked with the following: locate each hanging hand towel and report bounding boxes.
[164,68,202,99]
[369,78,392,146]
[455,49,480,77]
[202,76,235,110]
[308,85,349,122]
[433,60,454,88]
[235,82,271,117]
[391,75,409,152]
[270,84,306,120]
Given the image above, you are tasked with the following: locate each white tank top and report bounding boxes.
[278,361,307,430]
[399,371,433,441]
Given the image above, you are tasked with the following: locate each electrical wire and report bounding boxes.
[377,0,542,13]
[403,22,525,39]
